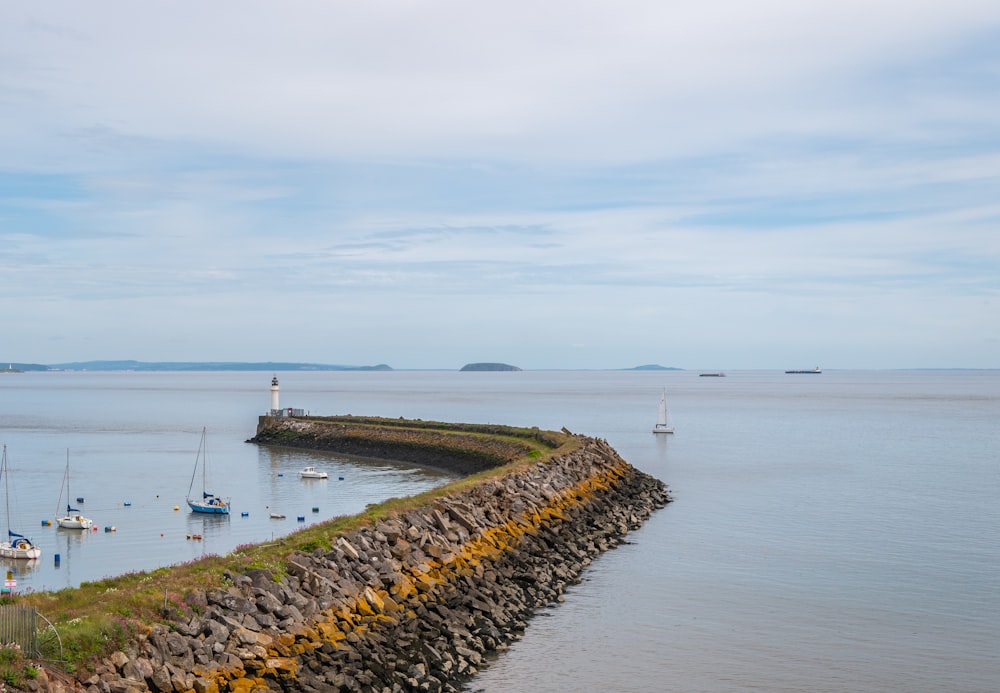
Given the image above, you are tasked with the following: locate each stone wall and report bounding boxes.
[69,432,670,693]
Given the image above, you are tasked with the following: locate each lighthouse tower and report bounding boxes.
[270,376,280,414]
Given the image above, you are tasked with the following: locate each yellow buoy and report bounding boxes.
[173,505,179,511]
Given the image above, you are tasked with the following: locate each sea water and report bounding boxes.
[1,369,997,692]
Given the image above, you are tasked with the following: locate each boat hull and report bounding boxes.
[187,500,230,515]
[57,516,94,530]
[0,540,41,560]
[652,425,675,434]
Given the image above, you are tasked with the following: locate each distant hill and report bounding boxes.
[12,361,393,372]
[460,362,522,372]
[3,363,50,372]
[3,360,685,372]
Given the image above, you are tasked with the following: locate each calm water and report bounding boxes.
[1,370,998,692]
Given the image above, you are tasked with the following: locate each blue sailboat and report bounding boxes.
[186,428,230,515]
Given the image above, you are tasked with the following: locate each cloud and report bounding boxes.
[1,1,999,367]
[1,1,996,166]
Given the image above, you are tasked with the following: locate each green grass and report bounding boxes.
[0,643,40,687]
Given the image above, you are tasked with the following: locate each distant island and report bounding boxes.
[460,362,522,372]
[3,361,393,372]
[3,360,687,373]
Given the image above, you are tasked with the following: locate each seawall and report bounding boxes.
[68,417,671,693]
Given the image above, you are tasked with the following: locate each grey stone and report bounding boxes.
[72,434,670,693]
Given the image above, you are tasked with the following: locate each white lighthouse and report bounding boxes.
[270,376,280,414]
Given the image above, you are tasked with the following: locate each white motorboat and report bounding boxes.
[300,466,328,479]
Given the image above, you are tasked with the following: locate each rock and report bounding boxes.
[74,434,669,693]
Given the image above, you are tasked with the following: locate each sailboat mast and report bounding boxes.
[202,428,207,495]
[2,446,9,533]
[186,429,204,501]
[55,450,68,517]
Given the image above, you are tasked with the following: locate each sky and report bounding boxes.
[2,1,999,370]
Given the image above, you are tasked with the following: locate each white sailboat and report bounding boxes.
[56,449,94,530]
[186,428,230,515]
[652,390,675,434]
[0,445,41,559]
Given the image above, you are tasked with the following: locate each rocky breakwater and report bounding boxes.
[250,414,568,476]
[75,421,670,693]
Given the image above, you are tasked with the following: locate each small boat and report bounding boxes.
[300,466,328,479]
[0,446,41,560]
[652,390,675,434]
[186,428,230,515]
[699,372,726,377]
[269,512,286,519]
[785,366,822,374]
[55,450,94,530]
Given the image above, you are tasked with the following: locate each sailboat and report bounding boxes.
[652,390,675,434]
[56,449,94,530]
[0,446,41,559]
[186,428,230,515]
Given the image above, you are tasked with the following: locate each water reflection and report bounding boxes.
[182,513,232,559]
[653,429,671,460]
[184,512,230,538]
[0,558,40,577]
[46,528,95,584]
[1,557,40,597]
